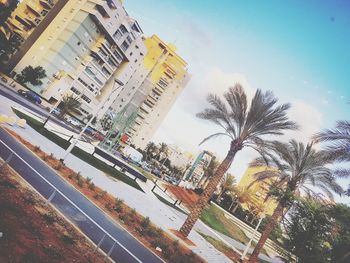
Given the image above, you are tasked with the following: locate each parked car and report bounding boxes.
[19,90,42,104]
[51,108,62,116]
[94,132,105,141]
[65,116,81,127]
[140,162,153,172]
[152,168,161,177]
[17,89,27,96]
[83,126,95,135]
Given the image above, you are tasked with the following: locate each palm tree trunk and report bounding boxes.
[179,140,242,237]
[248,201,284,263]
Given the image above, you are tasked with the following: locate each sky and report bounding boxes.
[124,0,350,203]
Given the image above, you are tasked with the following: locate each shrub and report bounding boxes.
[54,162,63,171]
[61,234,75,245]
[33,145,40,152]
[150,238,162,248]
[114,198,124,213]
[85,177,92,184]
[88,182,95,190]
[77,177,84,187]
[119,213,129,223]
[42,154,49,161]
[101,190,107,198]
[130,208,136,217]
[68,172,74,179]
[105,202,113,211]
[49,153,54,159]
[42,213,55,224]
[75,172,81,180]
[141,217,150,229]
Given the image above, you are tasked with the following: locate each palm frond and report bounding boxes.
[198,132,231,146]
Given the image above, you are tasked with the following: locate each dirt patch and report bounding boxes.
[166,184,200,210]
[0,163,106,263]
[5,128,206,263]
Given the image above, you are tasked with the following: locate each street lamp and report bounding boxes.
[60,79,124,161]
[241,213,266,261]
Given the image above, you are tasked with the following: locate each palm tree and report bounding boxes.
[156,142,169,161]
[313,120,350,179]
[145,141,157,160]
[198,157,219,189]
[248,140,345,262]
[58,94,82,118]
[178,85,297,237]
[217,173,236,200]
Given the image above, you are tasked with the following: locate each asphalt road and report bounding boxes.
[0,128,163,263]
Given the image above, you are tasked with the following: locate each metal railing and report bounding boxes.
[0,138,142,263]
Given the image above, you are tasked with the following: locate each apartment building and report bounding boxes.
[2,0,147,119]
[238,166,278,216]
[166,144,194,169]
[125,35,190,149]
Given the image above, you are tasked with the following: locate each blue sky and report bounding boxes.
[125,0,350,202]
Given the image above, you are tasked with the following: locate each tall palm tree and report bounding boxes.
[178,85,297,237]
[217,173,236,200]
[248,140,345,262]
[58,94,82,118]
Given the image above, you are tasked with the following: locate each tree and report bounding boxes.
[314,120,350,194]
[248,140,345,262]
[217,173,236,200]
[178,85,297,237]
[283,198,334,263]
[0,0,19,27]
[0,31,23,67]
[144,141,157,160]
[16,65,47,86]
[58,94,82,118]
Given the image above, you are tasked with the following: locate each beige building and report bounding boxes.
[2,0,147,120]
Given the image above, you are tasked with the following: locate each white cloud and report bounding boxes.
[284,99,323,143]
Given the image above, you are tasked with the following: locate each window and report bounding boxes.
[77,41,81,46]
[113,29,122,40]
[121,41,129,51]
[119,25,127,34]
[113,50,123,60]
[126,35,132,44]
[81,95,91,103]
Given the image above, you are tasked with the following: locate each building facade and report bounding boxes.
[124,35,190,149]
[238,166,278,216]
[166,144,194,170]
[2,0,147,120]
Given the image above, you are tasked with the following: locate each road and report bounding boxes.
[0,83,86,135]
[0,128,163,263]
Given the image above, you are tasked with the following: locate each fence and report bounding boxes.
[0,139,142,263]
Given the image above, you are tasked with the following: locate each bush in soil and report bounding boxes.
[43,154,49,161]
[77,177,84,187]
[114,198,124,213]
[119,213,129,223]
[85,177,92,184]
[75,172,82,180]
[33,145,41,152]
[88,182,95,190]
[68,172,74,179]
[42,213,55,225]
[105,202,113,211]
[141,217,150,229]
[61,234,75,245]
[54,162,63,171]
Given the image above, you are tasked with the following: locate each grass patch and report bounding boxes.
[129,163,158,182]
[197,231,241,261]
[200,204,249,244]
[153,192,187,214]
[12,108,142,191]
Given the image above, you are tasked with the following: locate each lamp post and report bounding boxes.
[60,79,124,161]
[241,213,265,261]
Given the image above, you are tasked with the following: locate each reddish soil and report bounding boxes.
[166,184,200,210]
[5,129,206,263]
[0,163,105,263]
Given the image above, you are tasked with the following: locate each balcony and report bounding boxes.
[40,0,54,9]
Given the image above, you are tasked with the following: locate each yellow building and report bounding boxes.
[238,166,278,216]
